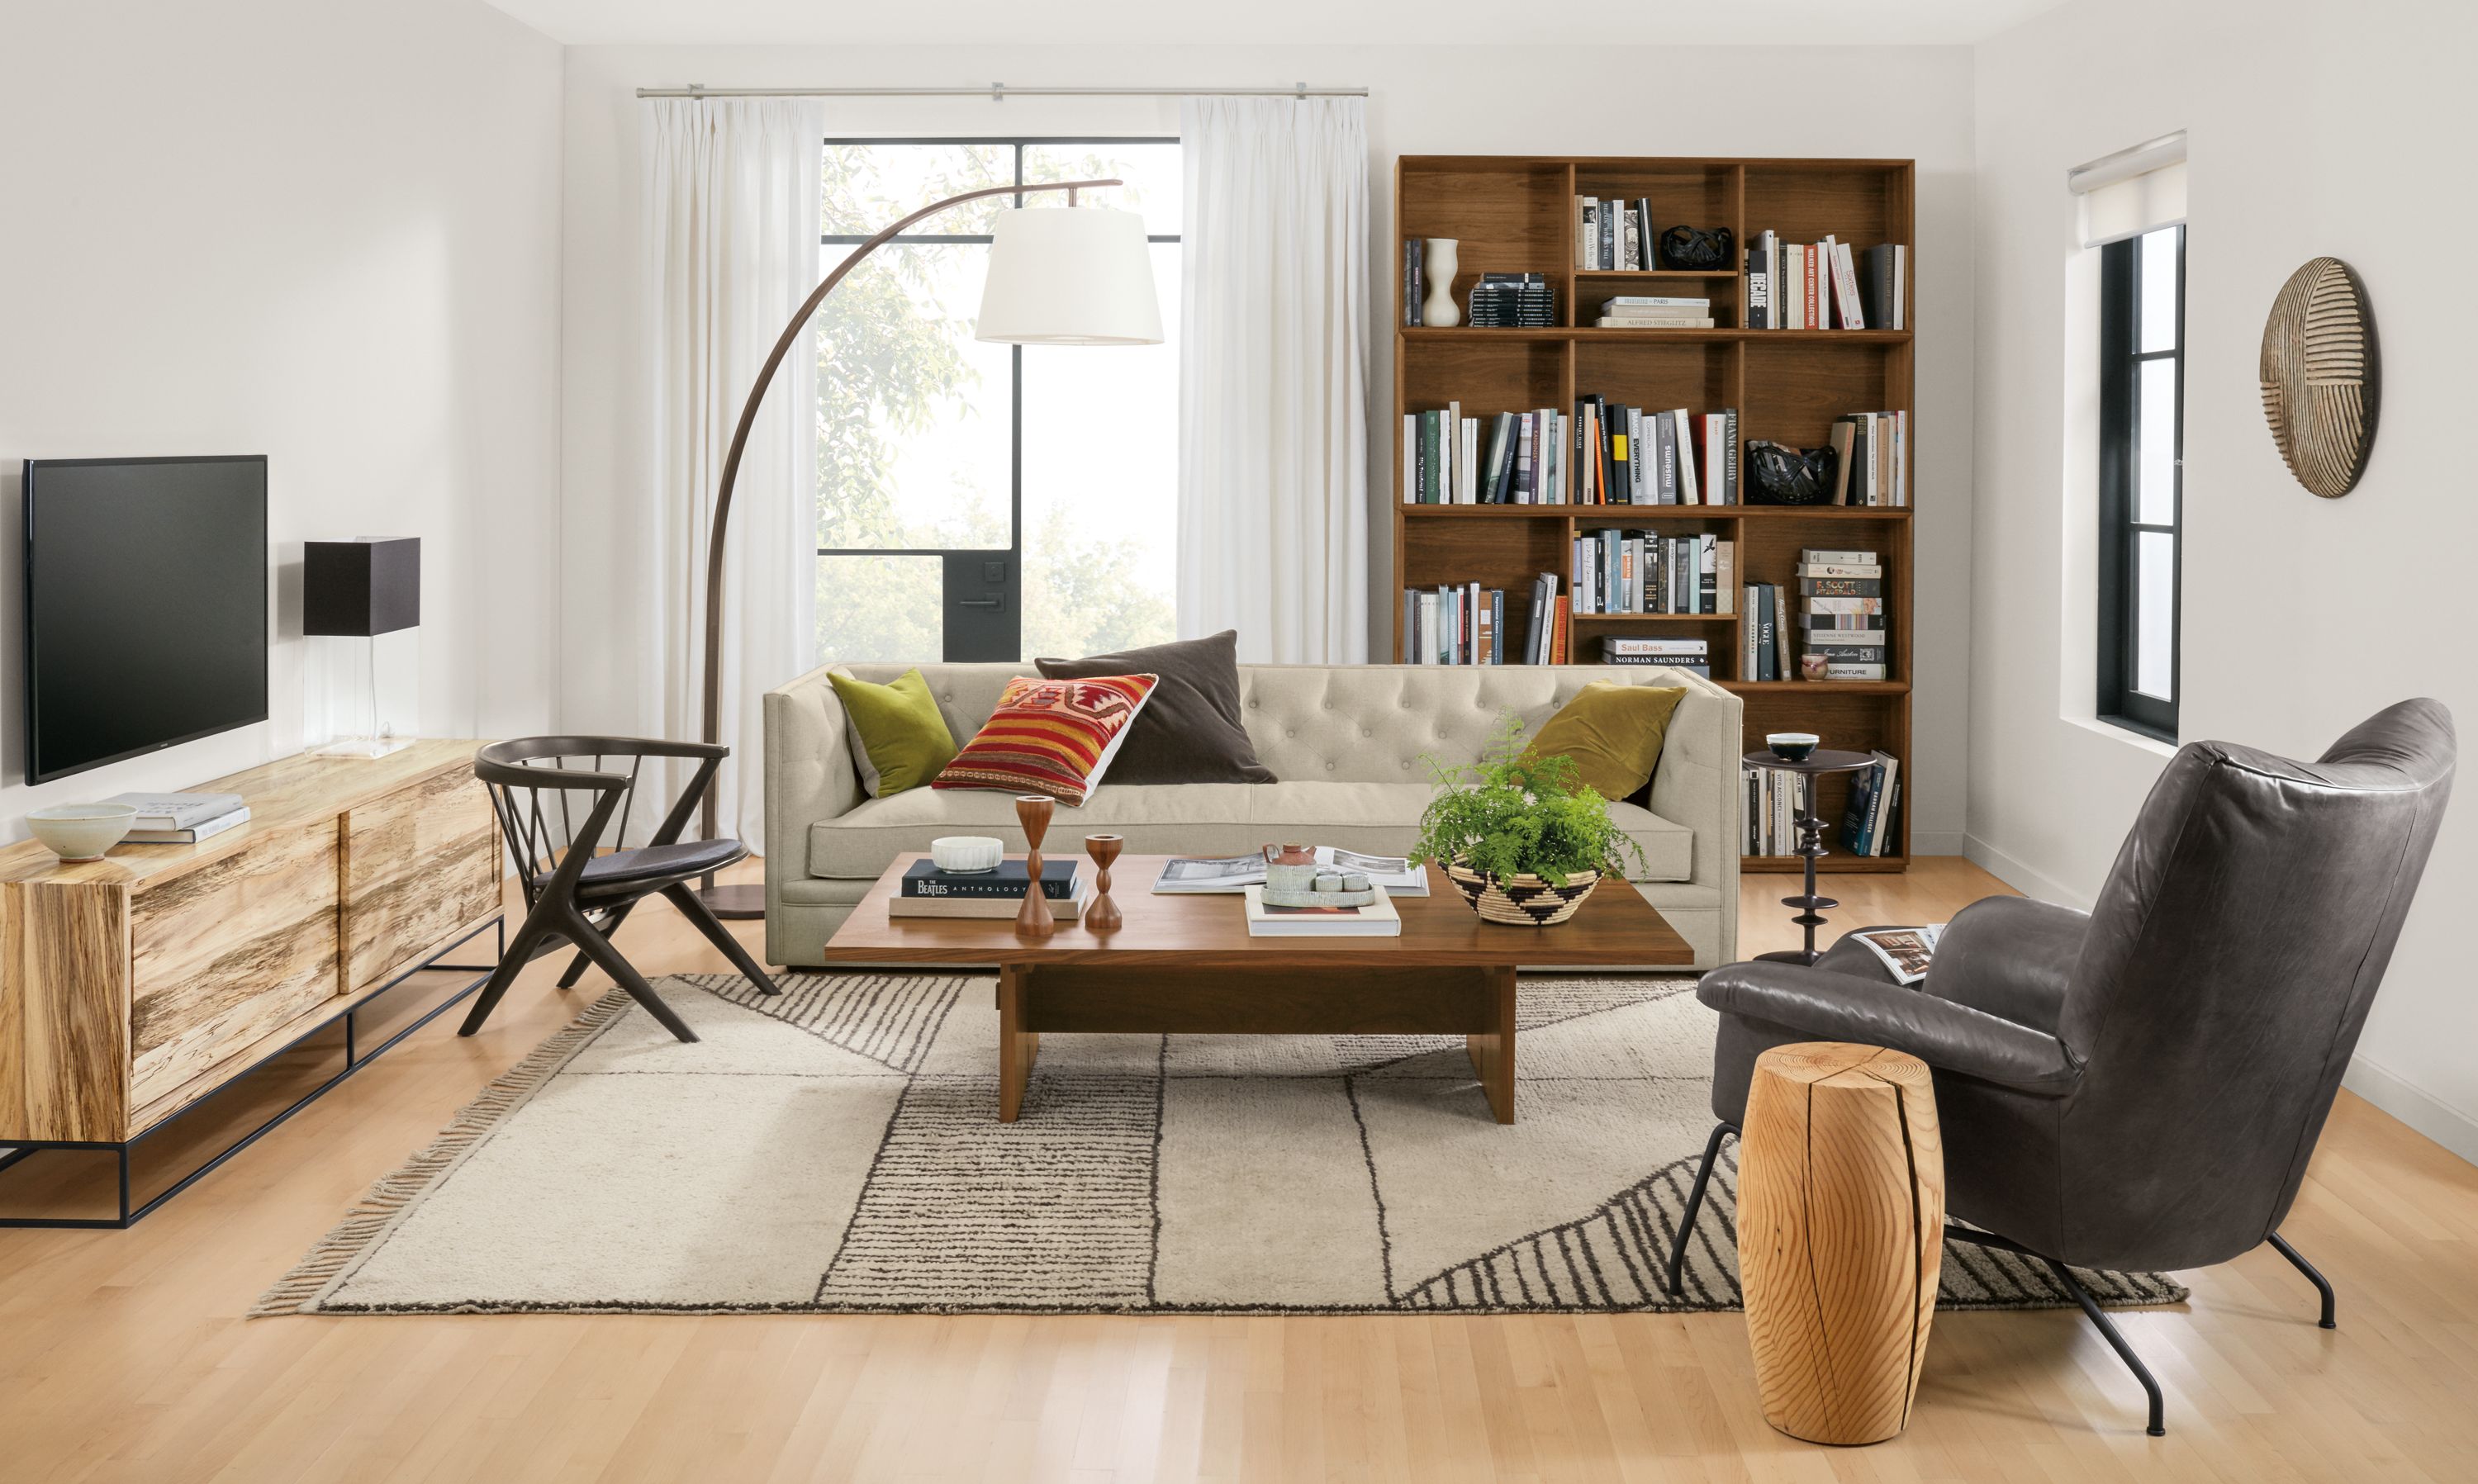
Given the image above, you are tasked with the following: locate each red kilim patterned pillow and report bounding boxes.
[931,673,1160,805]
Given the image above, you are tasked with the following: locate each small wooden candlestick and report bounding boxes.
[1013,794,1056,938]
[1083,834,1124,931]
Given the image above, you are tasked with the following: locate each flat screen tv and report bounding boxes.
[23,455,268,785]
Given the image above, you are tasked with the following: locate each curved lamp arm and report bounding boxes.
[696,177,1124,852]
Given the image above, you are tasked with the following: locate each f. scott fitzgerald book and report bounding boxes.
[901,858,1080,899]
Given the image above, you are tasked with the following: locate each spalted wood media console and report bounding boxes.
[0,741,501,1226]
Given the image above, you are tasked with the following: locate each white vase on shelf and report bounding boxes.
[1422,239,1460,327]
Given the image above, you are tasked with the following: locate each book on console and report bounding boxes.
[124,808,249,845]
[900,858,1079,900]
[105,791,246,831]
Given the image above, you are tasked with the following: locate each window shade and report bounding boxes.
[2071,131,2186,249]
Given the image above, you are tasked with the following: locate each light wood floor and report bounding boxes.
[3,857,2474,1482]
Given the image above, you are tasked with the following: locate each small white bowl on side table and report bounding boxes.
[26,803,140,862]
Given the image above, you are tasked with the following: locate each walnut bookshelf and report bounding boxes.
[1392,154,1916,873]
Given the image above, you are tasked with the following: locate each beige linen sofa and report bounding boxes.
[764,662,1741,970]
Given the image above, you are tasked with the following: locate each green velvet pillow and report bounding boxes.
[1526,680,1688,801]
[829,668,958,798]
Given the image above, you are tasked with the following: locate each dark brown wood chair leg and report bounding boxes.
[661,883,780,993]
[563,910,698,1043]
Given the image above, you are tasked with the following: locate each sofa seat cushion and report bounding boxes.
[808,780,1691,884]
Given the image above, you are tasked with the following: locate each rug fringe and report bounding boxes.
[249,989,637,1317]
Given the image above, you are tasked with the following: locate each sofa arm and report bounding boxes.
[763,663,864,883]
[1925,896,2090,1036]
[1697,961,2082,1097]
[1645,676,1741,889]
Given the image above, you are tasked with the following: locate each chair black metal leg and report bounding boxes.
[1664,1121,1735,1297]
[2267,1230,2337,1329]
[458,908,558,1037]
[563,911,698,1043]
[556,902,638,989]
[662,883,781,993]
[2044,1257,2167,1436]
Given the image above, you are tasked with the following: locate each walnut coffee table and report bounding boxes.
[815,853,1694,1123]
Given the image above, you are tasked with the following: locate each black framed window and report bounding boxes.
[814,139,1180,664]
[2096,225,2183,740]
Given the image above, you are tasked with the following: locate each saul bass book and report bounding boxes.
[901,859,1080,900]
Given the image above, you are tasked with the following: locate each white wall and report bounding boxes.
[1970,0,2478,1157]
[0,0,563,837]
[557,43,1978,852]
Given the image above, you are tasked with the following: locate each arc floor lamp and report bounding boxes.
[698,179,1165,916]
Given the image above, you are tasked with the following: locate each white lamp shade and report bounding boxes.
[976,205,1164,346]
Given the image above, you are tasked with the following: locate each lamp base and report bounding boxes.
[695,882,767,920]
[311,736,415,760]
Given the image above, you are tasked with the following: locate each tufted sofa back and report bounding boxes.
[824,661,1729,785]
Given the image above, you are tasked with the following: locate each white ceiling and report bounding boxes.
[483,0,2067,48]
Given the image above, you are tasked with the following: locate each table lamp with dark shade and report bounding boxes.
[304,537,420,758]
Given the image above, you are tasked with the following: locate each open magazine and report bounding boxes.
[1153,846,1431,896]
[1846,923,1945,985]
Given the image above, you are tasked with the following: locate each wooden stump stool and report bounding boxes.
[1737,1042,1944,1445]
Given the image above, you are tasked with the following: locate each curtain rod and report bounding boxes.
[634,83,1368,101]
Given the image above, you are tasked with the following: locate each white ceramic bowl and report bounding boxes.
[27,803,140,862]
[930,835,1005,874]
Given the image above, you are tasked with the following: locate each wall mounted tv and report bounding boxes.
[22,455,269,785]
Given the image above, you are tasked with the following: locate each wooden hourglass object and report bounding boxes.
[1013,794,1057,938]
[1083,834,1125,931]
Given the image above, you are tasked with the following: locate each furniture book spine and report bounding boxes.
[1824,663,1889,680]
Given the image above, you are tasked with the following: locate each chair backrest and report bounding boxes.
[477,737,715,901]
[2058,699,2454,1268]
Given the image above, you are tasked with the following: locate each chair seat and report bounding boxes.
[548,838,748,896]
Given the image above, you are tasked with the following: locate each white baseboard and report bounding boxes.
[1907,830,1967,856]
[1961,833,2095,910]
[2344,1055,2478,1167]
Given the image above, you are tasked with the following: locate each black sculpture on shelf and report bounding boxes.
[1745,439,1837,505]
[1658,225,1734,271]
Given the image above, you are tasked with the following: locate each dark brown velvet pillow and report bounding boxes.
[1034,630,1276,785]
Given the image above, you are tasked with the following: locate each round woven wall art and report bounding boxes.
[2260,256,2379,498]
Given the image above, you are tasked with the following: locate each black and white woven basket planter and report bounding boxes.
[1443,859,1602,927]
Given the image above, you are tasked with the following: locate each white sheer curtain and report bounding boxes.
[639,97,823,851]
[1177,97,1370,663]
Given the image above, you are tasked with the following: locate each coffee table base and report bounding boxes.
[996,963,1519,1124]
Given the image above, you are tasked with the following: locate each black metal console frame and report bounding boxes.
[0,914,504,1230]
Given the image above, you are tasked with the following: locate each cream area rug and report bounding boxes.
[258,974,2188,1316]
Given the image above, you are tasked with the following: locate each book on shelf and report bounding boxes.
[1745,232,1907,331]
[1796,548,1892,680]
[1156,848,1429,896]
[1403,581,1527,664]
[1837,750,1902,856]
[1401,405,1573,504]
[1600,636,1710,676]
[1569,531,1735,616]
[1828,410,1908,506]
[1741,765,1811,855]
[1565,396,1737,505]
[1467,273,1556,328]
[1594,294,1714,330]
[1576,197,1664,272]
[1402,239,1424,327]
[1243,884,1403,937]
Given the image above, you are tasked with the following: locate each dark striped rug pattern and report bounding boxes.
[692,970,960,1073]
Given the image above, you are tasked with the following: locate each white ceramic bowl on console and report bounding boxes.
[26,803,140,862]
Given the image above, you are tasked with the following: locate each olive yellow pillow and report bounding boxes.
[829,668,958,797]
[1526,680,1688,801]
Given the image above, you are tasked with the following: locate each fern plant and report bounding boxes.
[1410,713,1646,887]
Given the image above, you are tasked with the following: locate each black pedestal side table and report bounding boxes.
[1744,748,1878,966]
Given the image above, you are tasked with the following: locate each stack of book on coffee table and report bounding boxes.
[890,857,1084,920]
